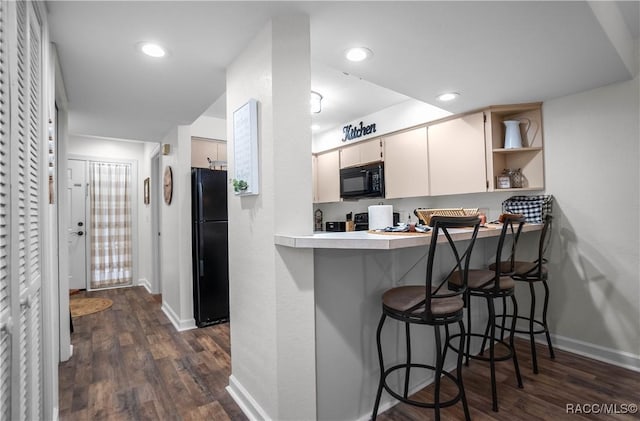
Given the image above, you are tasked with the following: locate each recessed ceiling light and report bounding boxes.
[437,92,460,101]
[139,42,166,58]
[345,47,373,62]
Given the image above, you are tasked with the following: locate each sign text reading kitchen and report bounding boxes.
[342,121,377,142]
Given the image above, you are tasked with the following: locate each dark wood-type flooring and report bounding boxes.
[59,287,246,421]
[60,287,639,420]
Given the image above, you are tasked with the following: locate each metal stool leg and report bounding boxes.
[542,280,555,359]
[479,308,491,356]
[434,325,442,421]
[487,297,498,412]
[404,322,411,399]
[443,323,450,363]
[529,282,539,374]
[510,295,524,388]
[456,320,471,421]
[465,292,471,366]
[372,313,387,420]
[499,295,507,341]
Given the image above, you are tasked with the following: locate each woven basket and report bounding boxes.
[415,208,479,225]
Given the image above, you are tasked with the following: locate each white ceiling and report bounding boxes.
[47,1,639,142]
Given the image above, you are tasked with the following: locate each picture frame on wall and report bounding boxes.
[144,177,150,204]
[232,98,259,196]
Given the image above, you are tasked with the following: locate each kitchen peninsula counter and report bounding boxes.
[275,223,541,421]
[275,223,542,250]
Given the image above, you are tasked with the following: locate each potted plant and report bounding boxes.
[232,179,249,193]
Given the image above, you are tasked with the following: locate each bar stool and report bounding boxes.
[372,215,481,421]
[491,214,555,374]
[447,213,526,412]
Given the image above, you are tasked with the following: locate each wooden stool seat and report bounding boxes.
[383,286,464,316]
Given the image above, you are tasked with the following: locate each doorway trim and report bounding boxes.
[150,147,162,295]
[68,154,139,290]
[66,158,89,290]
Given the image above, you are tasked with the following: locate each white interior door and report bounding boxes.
[67,159,87,290]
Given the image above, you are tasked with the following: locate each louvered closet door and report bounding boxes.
[9,1,43,420]
[0,1,12,420]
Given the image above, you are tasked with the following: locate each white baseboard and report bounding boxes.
[547,333,640,373]
[139,278,152,294]
[226,375,271,421]
[160,302,196,332]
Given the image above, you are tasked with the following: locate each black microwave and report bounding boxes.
[340,162,384,199]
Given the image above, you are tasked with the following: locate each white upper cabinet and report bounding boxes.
[383,127,429,199]
[427,112,488,196]
[315,102,544,201]
[339,138,383,169]
[314,150,340,203]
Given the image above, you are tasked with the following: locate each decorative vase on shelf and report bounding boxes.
[503,120,523,149]
[509,168,524,188]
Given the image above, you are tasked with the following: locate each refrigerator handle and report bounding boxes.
[198,182,204,220]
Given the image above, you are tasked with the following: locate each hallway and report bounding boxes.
[58,287,246,420]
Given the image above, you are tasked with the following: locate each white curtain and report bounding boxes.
[89,162,133,289]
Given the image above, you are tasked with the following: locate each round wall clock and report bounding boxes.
[163,165,173,205]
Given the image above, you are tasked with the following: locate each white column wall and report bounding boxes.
[158,126,196,330]
[226,15,316,420]
[177,126,195,324]
[271,15,315,419]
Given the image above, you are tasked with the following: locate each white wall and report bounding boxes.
[226,15,316,420]
[543,75,640,366]
[191,114,227,140]
[68,134,146,159]
[315,191,536,230]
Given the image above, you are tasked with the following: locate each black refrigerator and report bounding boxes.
[191,168,229,327]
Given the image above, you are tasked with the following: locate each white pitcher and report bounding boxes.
[503,120,524,149]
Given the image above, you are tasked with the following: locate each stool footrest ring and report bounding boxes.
[447,332,515,362]
[496,314,549,335]
[381,363,463,409]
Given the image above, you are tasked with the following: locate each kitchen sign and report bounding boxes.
[342,121,377,142]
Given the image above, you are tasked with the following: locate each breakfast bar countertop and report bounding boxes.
[275,223,543,250]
